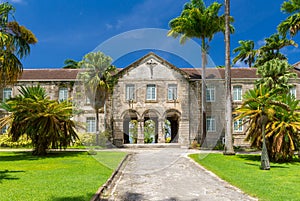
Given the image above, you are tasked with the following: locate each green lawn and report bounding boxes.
[0,151,126,201]
[190,153,300,201]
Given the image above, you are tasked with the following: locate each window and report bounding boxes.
[234,119,243,132]
[206,117,216,132]
[206,86,215,102]
[168,84,177,101]
[126,84,135,101]
[1,124,9,134]
[3,88,12,101]
[290,86,296,98]
[146,84,156,100]
[233,86,242,101]
[86,117,96,133]
[86,96,91,105]
[59,87,68,101]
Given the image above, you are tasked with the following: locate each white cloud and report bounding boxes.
[9,0,24,4]
[256,39,266,47]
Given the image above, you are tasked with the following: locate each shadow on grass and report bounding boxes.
[0,170,25,183]
[238,154,300,169]
[0,151,86,162]
[51,193,94,201]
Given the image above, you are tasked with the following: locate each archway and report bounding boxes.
[165,109,181,143]
[123,110,138,144]
[143,110,159,143]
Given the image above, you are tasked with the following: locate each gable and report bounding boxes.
[117,52,190,81]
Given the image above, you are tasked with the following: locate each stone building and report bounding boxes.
[0,52,299,148]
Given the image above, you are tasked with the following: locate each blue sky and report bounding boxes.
[6,0,300,68]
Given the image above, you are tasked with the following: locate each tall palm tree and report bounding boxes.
[0,2,37,86]
[233,40,257,67]
[255,33,297,66]
[78,52,117,145]
[278,0,300,37]
[224,0,235,155]
[168,0,233,146]
[0,85,78,156]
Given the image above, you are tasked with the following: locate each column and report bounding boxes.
[158,118,165,143]
[137,119,144,144]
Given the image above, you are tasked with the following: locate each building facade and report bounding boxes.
[1,53,299,148]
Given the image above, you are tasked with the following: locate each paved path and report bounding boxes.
[102,148,257,201]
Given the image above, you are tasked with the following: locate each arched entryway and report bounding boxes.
[123,110,138,144]
[164,109,181,143]
[143,110,159,143]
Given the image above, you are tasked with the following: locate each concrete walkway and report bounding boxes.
[101,148,258,201]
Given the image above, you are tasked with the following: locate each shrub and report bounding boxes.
[0,134,32,148]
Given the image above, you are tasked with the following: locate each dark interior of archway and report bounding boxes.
[123,116,137,144]
[167,116,179,143]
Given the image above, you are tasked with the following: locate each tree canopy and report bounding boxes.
[0,2,37,86]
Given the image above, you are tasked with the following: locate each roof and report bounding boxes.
[19,69,80,81]
[183,68,259,79]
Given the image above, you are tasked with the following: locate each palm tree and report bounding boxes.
[78,52,117,145]
[63,59,80,69]
[224,0,235,155]
[0,2,37,86]
[235,86,300,163]
[255,33,297,66]
[278,0,300,37]
[0,85,78,155]
[233,40,257,67]
[256,58,296,91]
[168,0,233,146]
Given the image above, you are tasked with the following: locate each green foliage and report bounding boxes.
[190,153,300,201]
[0,85,78,155]
[255,58,296,91]
[255,33,297,66]
[235,85,300,162]
[62,58,79,69]
[278,0,300,37]
[0,2,37,86]
[144,120,155,143]
[129,120,138,143]
[0,133,32,147]
[233,40,257,67]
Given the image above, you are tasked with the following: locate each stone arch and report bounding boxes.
[122,109,139,144]
[164,109,181,143]
[142,109,161,143]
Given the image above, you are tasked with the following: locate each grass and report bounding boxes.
[190,153,300,201]
[0,151,126,201]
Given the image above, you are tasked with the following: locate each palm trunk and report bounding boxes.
[96,109,99,146]
[261,111,270,170]
[200,37,207,147]
[224,0,235,155]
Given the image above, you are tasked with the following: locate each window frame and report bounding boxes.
[126,84,136,101]
[233,85,242,102]
[206,86,215,102]
[168,84,178,101]
[86,117,96,133]
[146,84,156,101]
[206,117,216,132]
[233,119,243,132]
[3,88,12,102]
[290,85,296,98]
[59,87,68,102]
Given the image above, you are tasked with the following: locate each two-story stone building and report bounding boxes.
[1,52,299,148]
